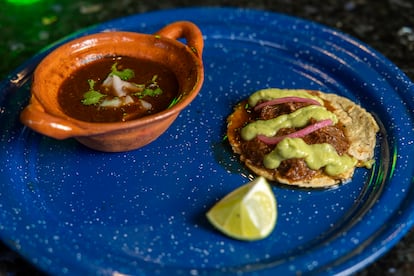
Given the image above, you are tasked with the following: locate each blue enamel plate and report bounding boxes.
[1,7,414,275]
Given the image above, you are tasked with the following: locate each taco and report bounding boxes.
[227,88,379,188]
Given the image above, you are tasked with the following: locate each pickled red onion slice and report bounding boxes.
[257,119,333,145]
[254,96,321,111]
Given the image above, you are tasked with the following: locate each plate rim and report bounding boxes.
[1,6,414,276]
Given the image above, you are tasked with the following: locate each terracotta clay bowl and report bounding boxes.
[20,21,204,152]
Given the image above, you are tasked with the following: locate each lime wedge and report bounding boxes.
[206,176,277,241]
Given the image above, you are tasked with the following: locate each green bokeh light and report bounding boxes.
[7,0,41,5]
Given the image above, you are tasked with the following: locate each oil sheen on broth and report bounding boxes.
[58,56,179,122]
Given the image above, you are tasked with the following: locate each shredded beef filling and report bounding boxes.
[241,102,350,181]
[259,102,310,120]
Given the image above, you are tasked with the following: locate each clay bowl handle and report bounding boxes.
[155,21,204,58]
[20,97,84,140]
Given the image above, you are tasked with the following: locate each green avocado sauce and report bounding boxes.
[241,105,338,141]
[242,88,356,176]
[248,88,324,106]
[264,138,357,176]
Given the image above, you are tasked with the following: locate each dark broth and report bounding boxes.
[58,56,179,122]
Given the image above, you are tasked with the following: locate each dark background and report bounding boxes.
[1,0,413,275]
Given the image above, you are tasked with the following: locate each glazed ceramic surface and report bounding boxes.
[0,7,414,275]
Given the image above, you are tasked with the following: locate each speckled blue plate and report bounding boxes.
[1,7,414,276]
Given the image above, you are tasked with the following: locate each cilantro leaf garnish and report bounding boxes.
[81,64,162,107]
[142,87,163,97]
[133,75,163,98]
[81,79,105,105]
[109,62,135,81]
[168,94,182,108]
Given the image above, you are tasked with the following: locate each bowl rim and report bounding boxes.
[30,30,204,131]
